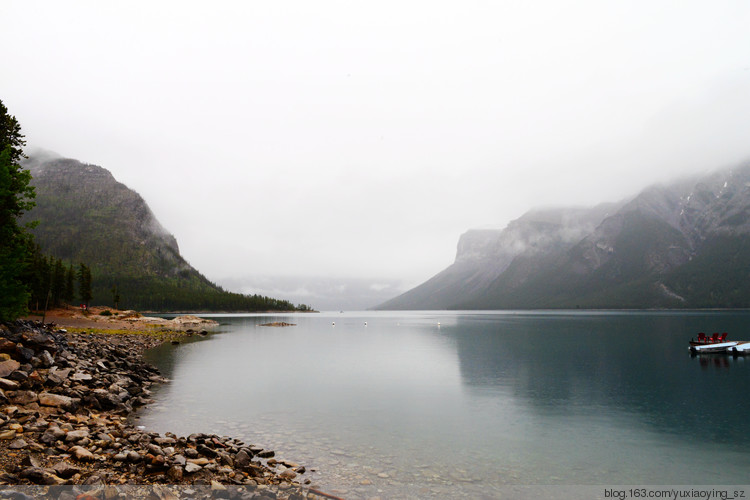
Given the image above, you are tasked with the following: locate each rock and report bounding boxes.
[147,443,165,456]
[49,367,71,380]
[64,429,90,443]
[7,370,28,382]
[19,467,66,485]
[41,426,66,444]
[187,457,210,466]
[0,430,17,440]
[126,450,141,463]
[279,468,297,480]
[83,475,104,485]
[0,338,16,354]
[0,359,21,378]
[257,449,275,459]
[173,454,187,466]
[40,350,55,367]
[0,377,19,390]
[7,390,38,405]
[166,465,183,482]
[21,331,57,350]
[51,461,81,479]
[234,450,251,469]
[39,392,79,411]
[210,480,226,490]
[69,445,96,461]
[8,438,28,449]
[71,372,92,381]
[184,462,202,474]
[197,444,217,457]
[16,346,34,362]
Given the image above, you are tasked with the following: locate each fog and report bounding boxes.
[2,1,750,306]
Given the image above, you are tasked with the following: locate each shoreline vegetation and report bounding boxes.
[0,307,332,500]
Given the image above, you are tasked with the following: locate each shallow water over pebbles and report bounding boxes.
[136,311,750,498]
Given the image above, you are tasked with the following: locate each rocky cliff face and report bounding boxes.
[21,152,221,307]
[378,160,750,310]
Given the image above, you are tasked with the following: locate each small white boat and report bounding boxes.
[727,342,750,354]
[689,341,739,353]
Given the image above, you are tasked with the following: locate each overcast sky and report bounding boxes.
[3,1,750,296]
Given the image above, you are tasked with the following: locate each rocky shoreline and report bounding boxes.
[0,320,323,499]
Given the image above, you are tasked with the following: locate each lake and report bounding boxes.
[136,311,750,498]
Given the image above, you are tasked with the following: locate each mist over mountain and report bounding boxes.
[378,161,750,310]
[21,152,302,312]
[216,275,405,311]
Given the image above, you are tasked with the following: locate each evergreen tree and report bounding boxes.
[50,258,65,307]
[25,246,50,312]
[111,284,121,310]
[77,263,92,308]
[0,99,35,321]
[64,263,75,304]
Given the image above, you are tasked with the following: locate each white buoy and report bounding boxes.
[332,322,335,326]
[364,321,368,326]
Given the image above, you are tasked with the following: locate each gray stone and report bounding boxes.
[0,377,19,390]
[64,429,89,443]
[235,450,251,469]
[7,389,38,405]
[184,462,202,474]
[166,465,183,482]
[8,438,28,449]
[52,461,81,479]
[279,468,297,480]
[69,445,96,461]
[40,350,55,367]
[49,367,71,380]
[39,392,79,411]
[41,426,66,444]
[19,467,66,485]
[147,443,164,456]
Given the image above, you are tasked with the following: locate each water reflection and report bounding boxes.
[138,311,750,493]
[446,312,750,446]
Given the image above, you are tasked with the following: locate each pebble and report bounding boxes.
[0,320,310,493]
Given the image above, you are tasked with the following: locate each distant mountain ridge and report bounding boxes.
[378,161,750,310]
[21,152,301,311]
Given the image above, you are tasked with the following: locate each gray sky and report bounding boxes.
[3,1,750,296]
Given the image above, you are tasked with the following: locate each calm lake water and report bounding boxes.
[136,311,750,498]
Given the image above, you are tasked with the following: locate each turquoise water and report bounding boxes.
[137,311,750,498]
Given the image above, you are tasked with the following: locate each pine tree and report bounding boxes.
[0,99,35,321]
[64,264,75,304]
[78,263,92,309]
[50,258,65,307]
[111,284,121,310]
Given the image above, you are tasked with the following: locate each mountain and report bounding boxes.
[378,161,750,310]
[21,151,301,311]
